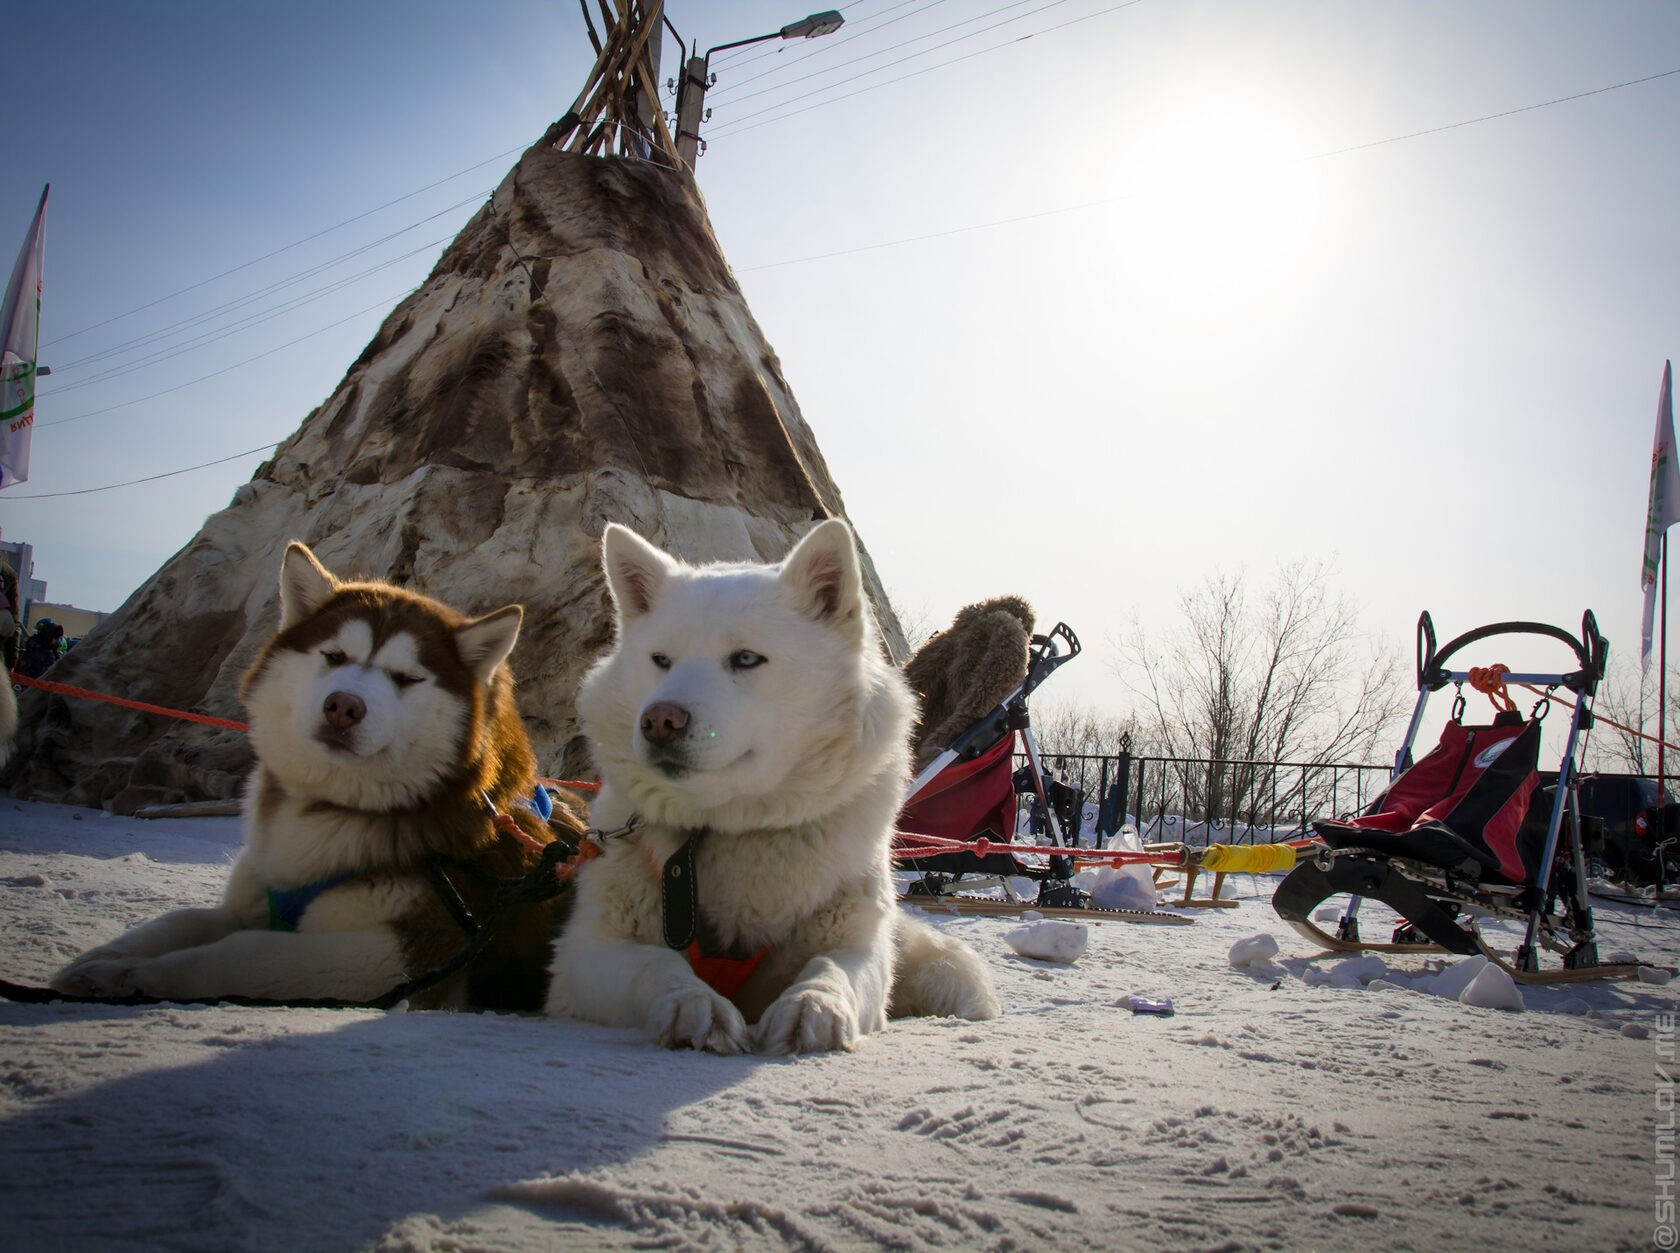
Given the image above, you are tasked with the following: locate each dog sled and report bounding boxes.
[1271,610,1640,983]
[892,620,1197,923]
[895,620,1094,908]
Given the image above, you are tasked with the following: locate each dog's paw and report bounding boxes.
[754,985,859,1055]
[648,984,750,1055]
[49,954,148,998]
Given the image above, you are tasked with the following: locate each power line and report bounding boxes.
[708,0,954,100]
[46,232,456,396]
[733,56,1680,271]
[712,0,1071,125]
[705,0,934,73]
[0,443,279,500]
[39,285,412,429]
[710,0,1132,138]
[44,146,524,350]
[49,190,489,378]
[1310,65,1680,159]
[713,0,1044,110]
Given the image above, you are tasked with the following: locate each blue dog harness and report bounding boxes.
[264,788,553,932]
[266,872,360,932]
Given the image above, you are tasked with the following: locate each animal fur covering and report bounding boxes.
[903,596,1034,770]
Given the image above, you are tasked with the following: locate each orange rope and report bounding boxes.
[1467,664,1517,713]
[1507,679,1680,756]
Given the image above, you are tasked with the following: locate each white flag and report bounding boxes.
[0,185,47,491]
[1642,359,1679,671]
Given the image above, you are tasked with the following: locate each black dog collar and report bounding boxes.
[661,830,704,950]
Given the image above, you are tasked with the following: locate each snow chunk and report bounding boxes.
[1557,996,1592,1015]
[1228,934,1280,968]
[1459,964,1525,1012]
[1623,1022,1652,1040]
[1004,920,1088,963]
[1329,955,1389,985]
[1427,955,1488,1001]
[1639,966,1674,986]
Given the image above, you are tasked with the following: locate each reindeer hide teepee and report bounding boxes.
[6,4,905,812]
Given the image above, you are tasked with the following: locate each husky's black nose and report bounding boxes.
[640,701,690,745]
[322,691,367,730]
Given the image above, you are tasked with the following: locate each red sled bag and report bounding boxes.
[1314,710,1541,884]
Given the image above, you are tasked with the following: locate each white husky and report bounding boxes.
[547,520,999,1054]
[51,542,578,1009]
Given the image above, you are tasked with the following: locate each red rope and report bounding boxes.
[892,830,1316,866]
[10,669,251,731]
[7,669,607,790]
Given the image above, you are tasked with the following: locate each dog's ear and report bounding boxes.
[780,519,864,633]
[455,605,523,685]
[601,524,675,623]
[279,542,339,630]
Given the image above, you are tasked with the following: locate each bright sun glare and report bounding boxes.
[1114,96,1328,311]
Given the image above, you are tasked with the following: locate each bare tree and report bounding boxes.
[888,590,939,654]
[1031,699,1138,759]
[1113,560,1406,826]
[1586,655,1680,776]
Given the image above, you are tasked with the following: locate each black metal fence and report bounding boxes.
[1020,743,1395,848]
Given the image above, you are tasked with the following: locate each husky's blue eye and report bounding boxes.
[322,650,348,668]
[729,650,766,671]
[651,653,671,670]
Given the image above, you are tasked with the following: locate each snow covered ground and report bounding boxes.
[1,796,1675,1251]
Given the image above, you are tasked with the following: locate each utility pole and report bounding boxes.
[674,52,710,168]
[672,11,844,170]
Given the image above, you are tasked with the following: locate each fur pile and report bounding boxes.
[903,596,1034,769]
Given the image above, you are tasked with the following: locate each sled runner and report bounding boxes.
[895,621,1100,909]
[1272,610,1639,982]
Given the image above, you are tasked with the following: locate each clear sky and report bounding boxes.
[1,0,1677,752]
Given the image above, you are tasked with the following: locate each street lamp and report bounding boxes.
[673,11,844,168]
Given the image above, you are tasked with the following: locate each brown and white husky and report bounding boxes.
[51,542,581,1010]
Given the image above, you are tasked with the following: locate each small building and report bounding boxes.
[24,600,107,642]
[1,538,47,615]
[2,538,108,643]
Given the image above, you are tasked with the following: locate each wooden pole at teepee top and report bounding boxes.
[556,0,680,167]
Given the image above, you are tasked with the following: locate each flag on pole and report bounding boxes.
[0,184,47,491]
[1642,359,1679,671]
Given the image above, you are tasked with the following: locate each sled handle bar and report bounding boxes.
[1416,610,1607,697]
[1022,622,1080,698]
